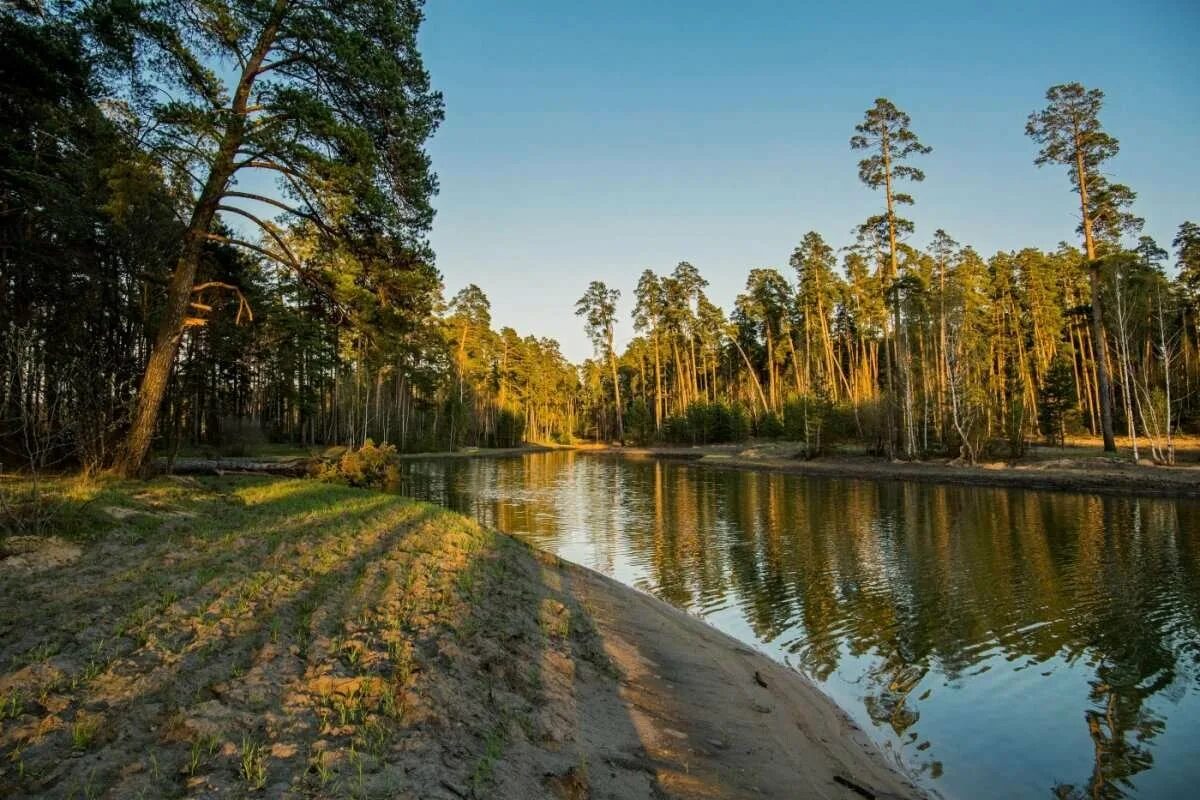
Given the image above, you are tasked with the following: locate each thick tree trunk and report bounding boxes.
[113,189,229,476]
[112,3,287,476]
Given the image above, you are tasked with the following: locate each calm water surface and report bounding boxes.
[390,451,1200,799]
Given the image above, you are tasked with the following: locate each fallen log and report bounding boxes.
[151,457,318,477]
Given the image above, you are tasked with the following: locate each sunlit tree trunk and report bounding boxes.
[113,2,288,476]
[653,334,663,429]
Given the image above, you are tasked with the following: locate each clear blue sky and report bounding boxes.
[418,0,1199,363]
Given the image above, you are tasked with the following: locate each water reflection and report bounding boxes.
[390,452,1200,799]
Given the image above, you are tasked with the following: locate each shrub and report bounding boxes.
[0,479,63,538]
[754,412,784,440]
[321,439,401,488]
[492,408,526,448]
[658,402,749,445]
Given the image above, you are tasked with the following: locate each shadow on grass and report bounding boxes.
[0,476,675,799]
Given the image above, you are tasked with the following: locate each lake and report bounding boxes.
[389,451,1200,799]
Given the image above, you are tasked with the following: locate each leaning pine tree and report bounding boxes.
[95,0,443,475]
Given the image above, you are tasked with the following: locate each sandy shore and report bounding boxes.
[0,476,921,799]
[537,550,925,799]
[593,443,1200,499]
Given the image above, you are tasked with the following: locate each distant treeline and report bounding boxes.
[574,97,1200,463]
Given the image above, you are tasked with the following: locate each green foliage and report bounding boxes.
[4,13,1197,469]
[575,282,621,354]
[781,398,858,456]
[659,403,749,445]
[493,409,526,449]
[0,11,182,470]
[1003,395,1030,460]
[239,737,268,790]
[624,400,655,446]
[1176,221,1200,299]
[1026,83,1142,249]
[1038,356,1078,447]
[755,412,785,440]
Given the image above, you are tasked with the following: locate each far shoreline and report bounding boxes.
[159,438,1200,498]
[581,442,1200,499]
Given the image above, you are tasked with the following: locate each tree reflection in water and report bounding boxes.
[389,452,1200,800]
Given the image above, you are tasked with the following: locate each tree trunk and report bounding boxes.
[1087,268,1117,452]
[1074,131,1117,452]
[653,333,663,429]
[112,1,287,476]
[732,337,770,414]
[607,327,624,443]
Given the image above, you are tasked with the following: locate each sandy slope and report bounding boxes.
[533,554,924,799]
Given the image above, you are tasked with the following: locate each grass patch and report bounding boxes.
[70,715,100,752]
[239,736,267,790]
[469,722,507,794]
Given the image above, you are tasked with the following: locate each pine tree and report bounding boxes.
[1026,83,1132,453]
[576,281,624,443]
[99,0,444,474]
[850,98,931,457]
[1039,354,1077,446]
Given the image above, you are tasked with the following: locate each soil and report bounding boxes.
[0,477,921,799]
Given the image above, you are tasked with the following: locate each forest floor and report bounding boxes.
[599,436,1200,498]
[0,476,921,800]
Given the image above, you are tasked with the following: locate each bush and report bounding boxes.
[754,412,784,440]
[492,408,525,448]
[321,439,401,488]
[624,400,655,446]
[0,479,63,538]
[658,402,749,445]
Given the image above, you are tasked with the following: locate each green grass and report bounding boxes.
[70,716,99,751]
[469,722,507,794]
[239,737,267,790]
[1,688,22,720]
